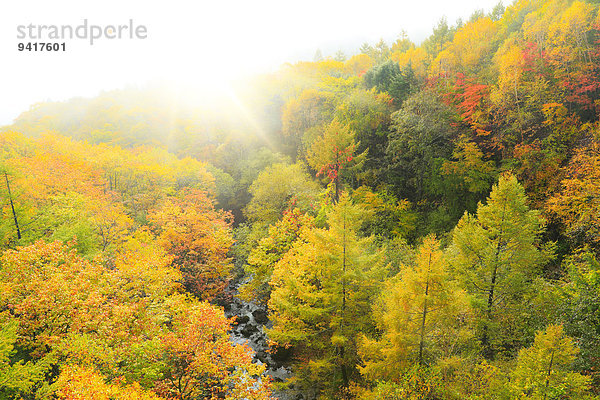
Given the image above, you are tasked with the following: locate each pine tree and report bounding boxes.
[447,173,552,359]
[268,193,385,395]
[511,324,591,399]
[360,235,470,382]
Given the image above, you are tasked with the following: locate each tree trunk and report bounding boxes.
[4,172,21,240]
[543,350,555,400]
[335,171,340,204]
[418,252,432,365]
[483,202,507,360]
[340,212,348,387]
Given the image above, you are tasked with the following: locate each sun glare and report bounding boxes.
[1,0,504,124]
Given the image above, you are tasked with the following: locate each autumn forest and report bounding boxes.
[2,0,600,399]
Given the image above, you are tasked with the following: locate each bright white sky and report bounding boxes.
[0,0,503,125]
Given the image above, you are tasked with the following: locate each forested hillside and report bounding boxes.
[2,0,600,398]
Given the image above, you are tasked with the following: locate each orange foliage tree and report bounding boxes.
[0,240,272,399]
[149,189,234,300]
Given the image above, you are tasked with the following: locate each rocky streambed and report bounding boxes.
[224,281,310,400]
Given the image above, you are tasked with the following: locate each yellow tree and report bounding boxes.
[432,17,498,76]
[511,325,591,399]
[239,209,314,305]
[447,173,551,359]
[268,194,385,395]
[307,119,365,203]
[392,47,429,81]
[494,42,527,109]
[360,235,470,382]
[344,54,374,76]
